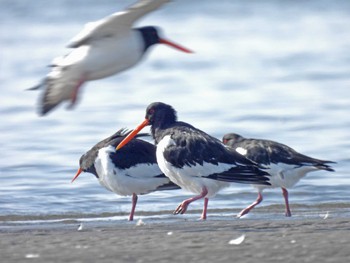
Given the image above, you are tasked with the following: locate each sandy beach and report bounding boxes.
[0,206,349,263]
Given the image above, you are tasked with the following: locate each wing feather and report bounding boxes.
[68,0,170,48]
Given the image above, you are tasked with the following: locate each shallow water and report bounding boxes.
[1,0,350,218]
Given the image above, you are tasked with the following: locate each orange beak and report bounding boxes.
[116,119,150,151]
[71,168,83,183]
[159,38,193,53]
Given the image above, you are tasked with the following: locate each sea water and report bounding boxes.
[1,0,350,218]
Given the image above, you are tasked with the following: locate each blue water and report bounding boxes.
[1,0,350,217]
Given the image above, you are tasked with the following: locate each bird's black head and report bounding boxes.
[115,103,178,151]
[137,26,161,52]
[145,102,177,128]
[136,26,193,53]
[71,152,98,183]
[222,133,244,146]
[79,153,98,178]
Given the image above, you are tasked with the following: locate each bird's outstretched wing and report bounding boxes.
[68,0,170,48]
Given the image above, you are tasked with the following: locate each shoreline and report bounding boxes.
[1,216,349,263]
[1,204,350,262]
[1,201,350,223]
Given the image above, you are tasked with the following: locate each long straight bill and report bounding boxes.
[159,38,193,53]
[116,119,150,151]
[71,168,83,183]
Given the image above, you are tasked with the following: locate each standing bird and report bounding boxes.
[31,0,193,115]
[222,133,335,217]
[71,128,179,221]
[116,102,271,220]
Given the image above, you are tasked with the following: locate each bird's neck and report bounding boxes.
[135,28,157,52]
[151,122,174,145]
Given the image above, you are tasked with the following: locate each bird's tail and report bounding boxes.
[207,165,271,186]
[315,161,336,172]
[155,181,181,191]
[26,82,43,91]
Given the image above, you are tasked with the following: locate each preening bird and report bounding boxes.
[72,128,179,221]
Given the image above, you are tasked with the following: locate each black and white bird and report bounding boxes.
[71,128,179,221]
[222,133,335,217]
[31,0,192,115]
[116,102,271,220]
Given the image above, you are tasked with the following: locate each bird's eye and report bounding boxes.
[149,108,155,114]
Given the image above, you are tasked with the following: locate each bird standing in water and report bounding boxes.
[222,133,335,217]
[72,129,179,221]
[116,102,271,220]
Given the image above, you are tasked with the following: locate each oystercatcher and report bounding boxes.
[116,102,271,220]
[71,128,179,221]
[31,0,193,115]
[222,133,335,217]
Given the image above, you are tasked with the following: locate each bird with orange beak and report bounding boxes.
[72,128,179,221]
[31,0,193,115]
[116,102,271,220]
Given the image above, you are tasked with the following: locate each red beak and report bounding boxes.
[71,168,83,183]
[116,119,150,151]
[159,38,193,53]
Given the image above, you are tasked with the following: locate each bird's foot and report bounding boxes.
[199,214,206,220]
[173,201,189,215]
[236,209,250,218]
[285,210,292,217]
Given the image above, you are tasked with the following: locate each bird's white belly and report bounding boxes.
[156,135,230,197]
[254,163,318,191]
[94,146,169,196]
[67,32,144,80]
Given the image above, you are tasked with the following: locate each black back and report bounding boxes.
[143,102,271,186]
[79,128,159,177]
[223,133,335,171]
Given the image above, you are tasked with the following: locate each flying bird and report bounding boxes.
[31,0,193,115]
[222,133,335,217]
[71,128,179,221]
[116,102,271,220]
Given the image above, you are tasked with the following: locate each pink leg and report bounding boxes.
[68,77,86,108]
[282,188,291,217]
[128,193,138,221]
[237,192,263,218]
[174,187,208,216]
[200,198,209,220]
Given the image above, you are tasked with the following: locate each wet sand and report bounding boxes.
[0,207,349,263]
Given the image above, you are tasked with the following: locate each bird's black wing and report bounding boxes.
[235,139,335,171]
[161,124,271,185]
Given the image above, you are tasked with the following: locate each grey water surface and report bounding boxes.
[1,0,349,219]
